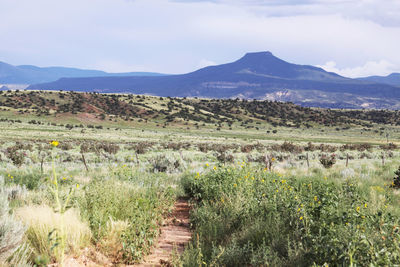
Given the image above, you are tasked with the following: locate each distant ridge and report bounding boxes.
[28,52,400,109]
[0,61,166,84]
[358,73,400,87]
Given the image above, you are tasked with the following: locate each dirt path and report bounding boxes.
[135,197,192,267]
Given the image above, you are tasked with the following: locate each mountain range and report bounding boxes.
[0,61,165,84]
[25,52,400,109]
[2,52,400,109]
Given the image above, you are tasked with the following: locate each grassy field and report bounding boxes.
[1,91,400,266]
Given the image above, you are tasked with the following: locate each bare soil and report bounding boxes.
[134,197,192,267]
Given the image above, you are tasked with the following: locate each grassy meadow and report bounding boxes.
[1,90,400,266]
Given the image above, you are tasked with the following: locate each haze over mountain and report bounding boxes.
[0,61,165,84]
[27,52,400,109]
[358,73,400,87]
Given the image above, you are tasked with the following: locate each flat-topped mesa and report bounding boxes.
[235,51,286,66]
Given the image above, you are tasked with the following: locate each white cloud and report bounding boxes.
[319,60,398,78]
[176,0,400,26]
[0,0,399,75]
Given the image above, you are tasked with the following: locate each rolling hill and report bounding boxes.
[28,52,400,109]
[1,90,400,129]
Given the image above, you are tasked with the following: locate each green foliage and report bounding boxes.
[77,178,175,263]
[149,154,183,173]
[391,166,400,188]
[2,171,43,190]
[182,165,400,266]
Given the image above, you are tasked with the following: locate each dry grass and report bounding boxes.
[15,205,91,262]
[98,217,130,261]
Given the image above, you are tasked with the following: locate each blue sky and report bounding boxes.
[1,0,399,77]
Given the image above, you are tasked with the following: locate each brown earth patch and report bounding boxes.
[133,197,192,267]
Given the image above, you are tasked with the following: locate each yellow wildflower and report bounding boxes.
[205,163,209,167]
[213,166,217,170]
[364,203,367,208]
[76,184,80,189]
[233,183,237,187]
[356,206,360,212]
[50,140,59,147]
[300,216,303,220]
[314,196,318,201]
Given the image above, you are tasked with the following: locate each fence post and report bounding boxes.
[81,153,89,172]
[135,152,140,167]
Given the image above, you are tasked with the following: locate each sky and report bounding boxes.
[1,0,400,77]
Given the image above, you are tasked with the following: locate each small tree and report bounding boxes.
[319,154,336,169]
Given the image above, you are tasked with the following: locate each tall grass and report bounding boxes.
[76,178,175,263]
[15,205,91,263]
[0,176,26,264]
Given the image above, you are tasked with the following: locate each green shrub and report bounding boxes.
[182,165,400,266]
[319,154,336,168]
[149,154,183,173]
[391,166,400,188]
[3,171,43,190]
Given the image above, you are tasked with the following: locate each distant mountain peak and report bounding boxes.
[27,51,400,109]
[242,51,274,57]
[237,51,283,64]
